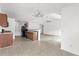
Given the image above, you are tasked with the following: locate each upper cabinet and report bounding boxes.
[0,13,8,27]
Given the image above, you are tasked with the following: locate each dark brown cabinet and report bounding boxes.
[0,13,8,27]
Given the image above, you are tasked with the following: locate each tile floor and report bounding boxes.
[0,35,77,56]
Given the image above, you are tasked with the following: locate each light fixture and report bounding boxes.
[45,13,61,19]
[33,9,44,17]
[44,13,62,23]
[50,13,62,19]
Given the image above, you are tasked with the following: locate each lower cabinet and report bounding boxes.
[26,31,38,41]
[0,32,13,48]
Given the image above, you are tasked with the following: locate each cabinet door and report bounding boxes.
[26,32,33,39]
[2,34,13,47]
[0,34,4,47]
[0,33,13,48]
[0,38,4,47]
[26,32,37,41]
[6,34,13,46]
[0,13,8,27]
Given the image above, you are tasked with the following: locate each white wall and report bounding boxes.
[15,17,45,36]
[61,4,79,55]
[43,14,61,35]
[28,17,45,30]
[0,8,1,12]
[15,21,24,36]
[15,14,61,36]
[44,18,61,35]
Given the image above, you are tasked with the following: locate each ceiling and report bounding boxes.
[0,3,74,20]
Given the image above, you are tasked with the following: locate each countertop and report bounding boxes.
[0,31,12,34]
[27,29,40,32]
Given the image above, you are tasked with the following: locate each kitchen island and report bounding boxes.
[25,29,40,41]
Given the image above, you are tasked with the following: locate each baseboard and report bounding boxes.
[61,48,78,56]
[43,33,59,36]
[15,34,21,36]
